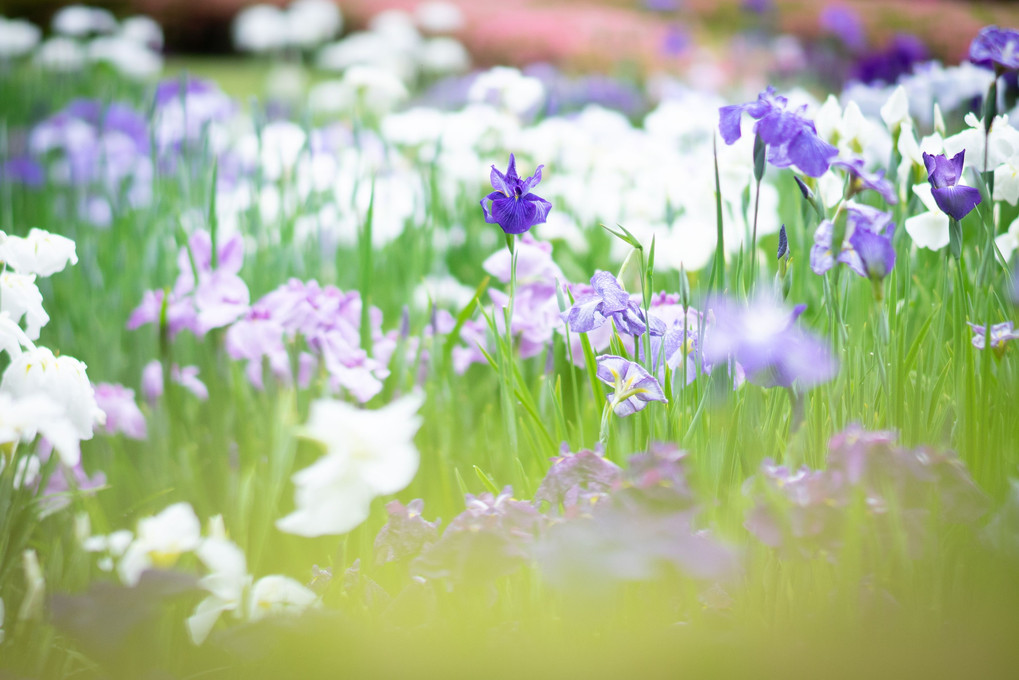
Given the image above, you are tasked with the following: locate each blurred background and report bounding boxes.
[5,1,1019,74]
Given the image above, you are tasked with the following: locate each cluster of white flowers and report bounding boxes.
[80,504,319,645]
[233,0,343,53]
[0,229,103,467]
[7,4,165,78]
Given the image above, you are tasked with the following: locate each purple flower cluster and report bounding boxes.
[923,151,982,221]
[702,295,837,390]
[226,279,396,402]
[25,99,153,226]
[369,444,737,598]
[128,230,250,340]
[455,235,565,372]
[719,87,838,178]
[745,425,987,558]
[93,383,147,440]
[811,203,897,282]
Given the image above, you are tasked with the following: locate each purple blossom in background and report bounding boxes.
[413,487,542,583]
[128,230,249,339]
[923,151,982,221]
[374,499,441,565]
[969,26,1019,72]
[852,34,928,85]
[613,443,697,513]
[967,321,1019,356]
[831,157,897,204]
[819,5,866,52]
[534,445,622,512]
[719,87,838,177]
[742,0,773,14]
[480,154,552,235]
[1,157,45,187]
[702,296,837,389]
[152,77,236,157]
[662,25,690,56]
[225,278,394,402]
[811,203,896,280]
[746,425,987,558]
[595,355,667,416]
[93,383,147,440]
[563,271,664,338]
[141,360,209,402]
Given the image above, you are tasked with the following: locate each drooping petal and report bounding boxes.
[718,104,747,144]
[931,184,982,221]
[786,128,838,177]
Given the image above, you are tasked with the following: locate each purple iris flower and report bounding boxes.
[811,204,896,280]
[595,355,667,417]
[563,271,665,338]
[535,445,622,512]
[967,321,1019,356]
[922,151,982,221]
[719,87,838,177]
[819,5,866,52]
[831,156,897,205]
[969,26,1019,72]
[702,296,837,389]
[480,154,552,235]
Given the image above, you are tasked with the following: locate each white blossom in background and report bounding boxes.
[187,537,251,644]
[1,347,104,448]
[0,228,79,277]
[0,272,49,340]
[82,529,133,572]
[0,311,33,359]
[119,15,164,50]
[813,95,891,166]
[118,502,202,586]
[412,274,475,311]
[905,183,951,251]
[310,66,409,117]
[52,4,117,38]
[880,85,911,134]
[0,17,41,59]
[415,1,466,33]
[286,0,343,49]
[248,576,318,622]
[187,537,319,644]
[33,37,85,72]
[0,393,82,466]
[0,452,41,489]
[232,4,288,53]
[277,392,424,537]
[87,35,163,79]
[469,67,546,118]
[420,37,471,77]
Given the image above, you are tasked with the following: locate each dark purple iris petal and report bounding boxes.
[481,153,552,235]
[831,156,897,204]
[847,226,896,280]
[969,26,1019,71]
[922,151,981,220]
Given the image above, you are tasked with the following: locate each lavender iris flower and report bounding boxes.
[967,321,1019,356]
[563,271,665,337]
[811,204,896,281]
[719,87,838,177]
[702,296,837,389]
[480,154,552,235]
[969,26,1019,72]
[819,5,866,52]
[922,151,982,221]
[595,355,667,416]
[831,157,897,205]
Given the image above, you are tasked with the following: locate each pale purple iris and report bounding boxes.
[480,154,552,235]
[93,383,147,440]
[811,204,896,280]
[702,296,837,389]
[127,230,250,339]
[535,445,622,512]
[141,360,209,402]
[922,151,982,221]
[967,321,1019,354]
[373,499,441,566]
[563,271,664,338]
[831,156,897,204]
[595,355,667,417]
[819,5,866,51]
[719,87,838,177]
[225,279,394,402]
[969,26,1019,72]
